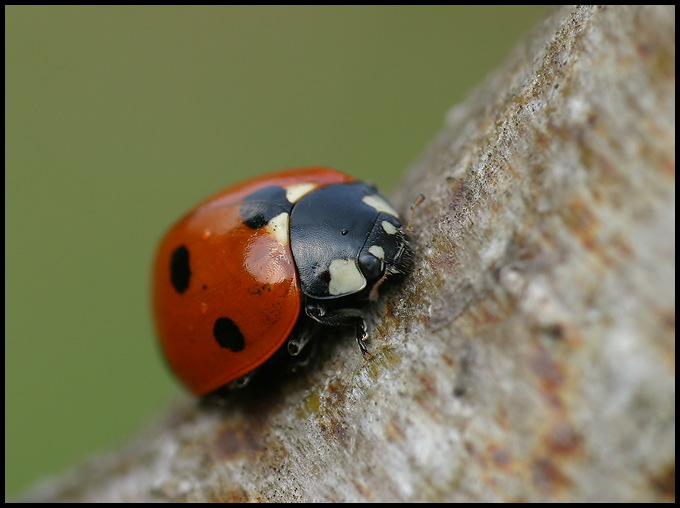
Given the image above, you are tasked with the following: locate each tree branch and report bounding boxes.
[19,5,674,502]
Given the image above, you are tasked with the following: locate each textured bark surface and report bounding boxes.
[18,5,674,502]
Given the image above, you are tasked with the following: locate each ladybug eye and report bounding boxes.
[358,253,383,281]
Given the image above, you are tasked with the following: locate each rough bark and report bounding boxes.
[18,5,674,502]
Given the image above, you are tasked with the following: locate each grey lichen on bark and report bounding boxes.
[19,5,674,502]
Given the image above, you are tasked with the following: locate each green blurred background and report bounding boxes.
[6,5,548,497]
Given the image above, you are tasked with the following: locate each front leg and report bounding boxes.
[305,302,370,355]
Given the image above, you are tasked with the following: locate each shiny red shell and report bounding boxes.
[152,167,355,395]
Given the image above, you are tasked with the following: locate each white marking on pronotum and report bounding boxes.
[266,212,290,246]
[285,183,318,203]
[328,258,366,295]
[362,194,399,218]
[381,220,398,235]
[368,245,385,260]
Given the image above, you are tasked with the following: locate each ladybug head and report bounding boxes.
[290,181,414,303]
[356,213,413,301]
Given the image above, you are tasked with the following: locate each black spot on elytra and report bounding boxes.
[213,317,245,352]
[170,245,191,294]
[240,185,293,229]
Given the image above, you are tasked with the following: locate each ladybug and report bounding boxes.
[152,167,413,396]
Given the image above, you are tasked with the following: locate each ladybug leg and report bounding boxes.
[287,336,319,373]
[287,318,319,357]
[226,370,259,390]
[354,317,369,356]
[304,303,370,355]
[284,318,320,373]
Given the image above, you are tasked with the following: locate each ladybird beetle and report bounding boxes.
[152,167,413,395]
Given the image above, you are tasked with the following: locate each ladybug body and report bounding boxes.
[153,167,412,395]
